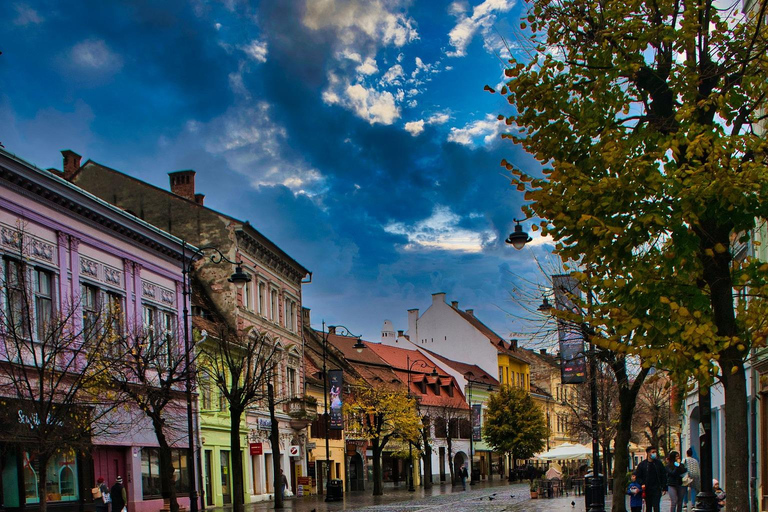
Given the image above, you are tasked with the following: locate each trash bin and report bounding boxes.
[326,479,343,502]
[471,469,480,483]
[584,472,605,509]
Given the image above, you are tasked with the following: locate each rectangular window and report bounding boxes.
[141,448,189,498]
[287,367,297,398]
[142,304,156,348]
[106,292,122,340]
[200,375,213,410]
[243,278,252,310]
[5,258,29,337]
[161,310,175,365]
[34,268,53,341]
[498,366,503,383]
[81,284,99,335]
[270,289,278,323]
[258,282,265,316]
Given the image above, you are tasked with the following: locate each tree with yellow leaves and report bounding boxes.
[497,0,768,507]
[344,386,422,495]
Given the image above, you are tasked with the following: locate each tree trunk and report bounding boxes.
[36,452,51,512]
[422,429,432,490]
[721,350,750,511]
[698,223,749,511]
[372,441,383,496]
[612,407,633,512]
[446,437,454,484]
[230,406,245,512]
[151,416,179,512]
[267,383,283,509]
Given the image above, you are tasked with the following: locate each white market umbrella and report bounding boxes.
[536,443,595,460]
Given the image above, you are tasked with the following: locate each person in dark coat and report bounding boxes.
[110,476,127,512]
[634,446,667,512]
[665,451,687,512]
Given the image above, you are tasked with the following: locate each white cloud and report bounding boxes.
[381,64,404,84]
[447,114,504,146]
[70,39,123,72]
[384,205,496,252]
[356,57,379,75]
[14,4,42,26]
[241,39,268,62]
[205,102,324,195]
[404,120,425,136]
[428,112,450,125]
[345,84,399,125]
[446,0,515,57]
[214,22,222,30]
[303,0,419,48]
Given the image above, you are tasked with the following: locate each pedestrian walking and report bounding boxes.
[459,463,468,491]
[279,469,289,500]
[682,448,700,510]
[110,476,127,512]
[634,446,667,512]
[627,473,643,512]
[93,477,111,512]
[665,450,687,512]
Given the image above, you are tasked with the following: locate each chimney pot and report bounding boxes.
[398,330,404,337]
[302,307,311,326]
[168,170,197,201]
[61,150,81,181]
[510,339,518,350]
[540,349,547,355]
[466,309,474,317]
[328,326,336,335]
[194,193,205,206]
[451,301,458,308]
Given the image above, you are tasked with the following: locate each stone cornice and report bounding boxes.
[235,229,307,283]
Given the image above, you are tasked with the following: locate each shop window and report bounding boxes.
[141,448,189,498]
[23,449,79,504]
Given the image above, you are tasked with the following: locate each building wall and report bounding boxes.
[0,154,193,512]
[408,294,502,383]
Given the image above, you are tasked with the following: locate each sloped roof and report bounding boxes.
[420,348,499,387]
[322,332,402,389]
[451,308,529,365]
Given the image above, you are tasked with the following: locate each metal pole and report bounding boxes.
[323,321,333,502]
[693,387,718,511]
[467,381,475,484]
[182,242,199,512]
[587,341,605,512]
[407,355,415,491]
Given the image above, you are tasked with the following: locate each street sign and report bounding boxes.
[250,442,263,455]
[289,445,300,457]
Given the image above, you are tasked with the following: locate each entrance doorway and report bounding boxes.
[439,447,446,482]
[220,450,231,505]
[92,447,126,488]
[204,451,213,506]
[453,452,467,484]
[348,453,364,491]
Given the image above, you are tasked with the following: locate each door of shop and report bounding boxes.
[92,447,126,488]
[204,451,213,506]
[220,451,231,505]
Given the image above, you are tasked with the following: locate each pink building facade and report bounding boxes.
[0,149,198,512]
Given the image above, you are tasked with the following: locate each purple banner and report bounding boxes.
[552,274,587,384]
[472,404,482,441]
[328,370,344,430]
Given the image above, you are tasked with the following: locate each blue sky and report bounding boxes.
[1,0,555,342]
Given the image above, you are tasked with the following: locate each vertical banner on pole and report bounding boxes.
[328,370,344,430]
[471,404,482,441]
[552,274,587,384]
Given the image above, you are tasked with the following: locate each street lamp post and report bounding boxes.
[507,222,605,512]
[466,379,493,484]
[321,323,365,501]
[181,242,251,512]
[405,354,438,492]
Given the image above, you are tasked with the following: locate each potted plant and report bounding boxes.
[530,481,539,499]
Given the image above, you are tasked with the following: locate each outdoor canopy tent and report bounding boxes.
[536,442,596,460]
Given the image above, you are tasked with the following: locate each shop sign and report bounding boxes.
[307,461,315,477]
[257,418,272,430]
[553,274,587,384]
[306,442,317,450]
[289,445,300,457]
[249,442,263,455]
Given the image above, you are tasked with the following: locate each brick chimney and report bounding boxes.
[466,309,474,317]
[168,170,196,201]
[328,326,337,335]
[451,301,459,308]
[194,193,205,206]
[61,150,81,181]
[510,339,518,350]
[540,349,547,355]
[302,307,311,327]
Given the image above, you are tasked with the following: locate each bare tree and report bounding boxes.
[635,372,679,457]
[197,323,279,512]
[108,326,196,512]
[0,230,121,512]
[431,404,471,484]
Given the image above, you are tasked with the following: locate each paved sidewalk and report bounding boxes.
[206,481,676,511]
